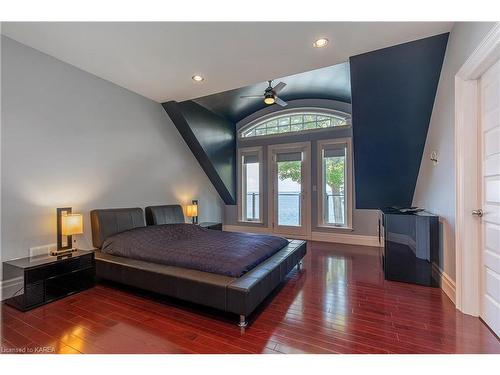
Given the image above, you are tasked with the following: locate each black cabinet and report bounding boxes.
[379,208,439,287]
[3,250,95,311]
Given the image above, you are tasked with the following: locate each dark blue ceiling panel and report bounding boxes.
[193,62,351,123]
[350,33,448,209]
[162,100,236,204]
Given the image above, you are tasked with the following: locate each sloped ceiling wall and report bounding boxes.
[162,101,236,204]
[350,33,449,209]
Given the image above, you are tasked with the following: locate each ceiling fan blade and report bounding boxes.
[273,82,287,93]
[275,96,288,107]
[240,95,264,99]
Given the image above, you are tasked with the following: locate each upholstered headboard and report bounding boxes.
[90,207,145,249]
[145,205,185,226]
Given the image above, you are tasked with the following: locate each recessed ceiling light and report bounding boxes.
[313,38,329,48]
[192,75,204,82]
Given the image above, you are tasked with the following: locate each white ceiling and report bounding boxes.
[1,22,453,103]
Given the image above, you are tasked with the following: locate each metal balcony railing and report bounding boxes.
[246,192,345,225]
[245,192,260,220]
[325,194,345,225]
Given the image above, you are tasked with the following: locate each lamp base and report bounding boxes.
[50,248,78,257]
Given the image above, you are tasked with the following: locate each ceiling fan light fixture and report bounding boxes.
[264,94,275,105]
[313,38,329,48]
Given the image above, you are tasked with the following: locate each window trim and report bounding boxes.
[237,146,264,224]
[317,138,353,230]
[238,107,351,139]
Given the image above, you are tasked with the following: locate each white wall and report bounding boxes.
[0,36,223,280]
[413,22,497,281]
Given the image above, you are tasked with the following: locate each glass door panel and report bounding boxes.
[270,143,310,237]
[277,157,302,226]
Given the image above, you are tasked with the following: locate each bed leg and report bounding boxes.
[238,315,248,327]
[297,260,303,271]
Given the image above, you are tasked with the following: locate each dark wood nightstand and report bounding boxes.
[2,250,95,311]
[198,222,223,231]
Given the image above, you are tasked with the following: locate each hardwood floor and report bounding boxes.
[1,241,499,354]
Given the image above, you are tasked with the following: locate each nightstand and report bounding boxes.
[3,250,95,311]
[198,222,223,231]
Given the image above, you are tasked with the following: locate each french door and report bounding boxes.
[479,58,500,336]
[268,142,311,238]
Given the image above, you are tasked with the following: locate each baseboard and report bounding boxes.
[311,232,380,247]
[223,224,272,234]
[432,263,456,305]
[223,224,380,247]
[0,277,23,301]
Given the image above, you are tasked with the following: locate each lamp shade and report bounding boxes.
[61,214,83,235]
[186,204,198,218]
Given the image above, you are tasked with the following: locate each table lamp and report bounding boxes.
[52,207,83,256]
[186,200,198,224]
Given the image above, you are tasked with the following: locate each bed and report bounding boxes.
[90,206,307,326]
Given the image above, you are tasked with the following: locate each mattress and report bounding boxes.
[100,224,289,277]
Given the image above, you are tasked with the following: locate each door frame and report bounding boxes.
[455,23,500,316]
[267,141,311,239]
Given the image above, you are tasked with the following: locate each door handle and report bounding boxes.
[472,209,483,217]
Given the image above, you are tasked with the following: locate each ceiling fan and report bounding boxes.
[240,80,288,107]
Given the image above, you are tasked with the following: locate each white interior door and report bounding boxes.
[269,142,310,238]
[480,58,500,337]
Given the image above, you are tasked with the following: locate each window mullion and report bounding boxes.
[240,111,350,138]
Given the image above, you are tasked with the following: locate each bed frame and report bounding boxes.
[90,206,306,327]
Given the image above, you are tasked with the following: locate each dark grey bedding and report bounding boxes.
[101,224,289,277]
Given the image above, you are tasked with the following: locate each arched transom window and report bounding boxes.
[240,110,350,138]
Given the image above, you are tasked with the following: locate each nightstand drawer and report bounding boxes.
[26,254,93,283]
[45,267,95,302]
[25,282,44,307]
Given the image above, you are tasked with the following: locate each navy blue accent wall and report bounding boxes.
[350,33,448,209]
[162,100,236,204]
